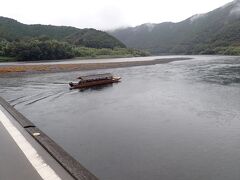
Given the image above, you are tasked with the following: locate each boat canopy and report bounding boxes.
[78,73,113,81]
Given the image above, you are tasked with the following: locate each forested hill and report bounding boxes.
[110,0,240,55]
[0,16,125,49]
[0,17,150,61]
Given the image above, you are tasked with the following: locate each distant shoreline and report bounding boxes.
[0,57,193,74]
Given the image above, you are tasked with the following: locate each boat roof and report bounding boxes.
[78,73,113,81]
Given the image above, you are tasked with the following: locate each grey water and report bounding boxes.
[0,55,240,180]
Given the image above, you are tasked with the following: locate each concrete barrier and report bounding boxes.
[0,96,98,180]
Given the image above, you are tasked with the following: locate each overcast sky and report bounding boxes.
[0,0,233,30]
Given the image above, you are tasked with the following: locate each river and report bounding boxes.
[0,55,240,180]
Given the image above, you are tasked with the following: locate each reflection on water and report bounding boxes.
[77,84,114,92]
[0,55,240,180]
[182,57,240,85]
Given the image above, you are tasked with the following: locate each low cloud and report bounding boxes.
[230,0,240,16]
[190,14,206,22]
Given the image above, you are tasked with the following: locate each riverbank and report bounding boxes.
[0,57,192,74]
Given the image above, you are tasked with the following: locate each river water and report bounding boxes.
[0,55,240,180]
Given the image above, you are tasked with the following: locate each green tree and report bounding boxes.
[4,39,74,61]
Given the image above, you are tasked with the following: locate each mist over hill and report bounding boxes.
[110,0,240,55]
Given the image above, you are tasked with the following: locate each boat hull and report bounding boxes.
[69,77,121,89]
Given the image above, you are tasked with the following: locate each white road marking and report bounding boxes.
[0,108,62,180]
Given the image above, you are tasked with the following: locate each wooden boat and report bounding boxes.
[69,73,121,89]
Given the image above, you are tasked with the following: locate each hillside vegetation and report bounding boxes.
[0,17,148,61]
[0,16,125,48]
[110,0,240,55]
